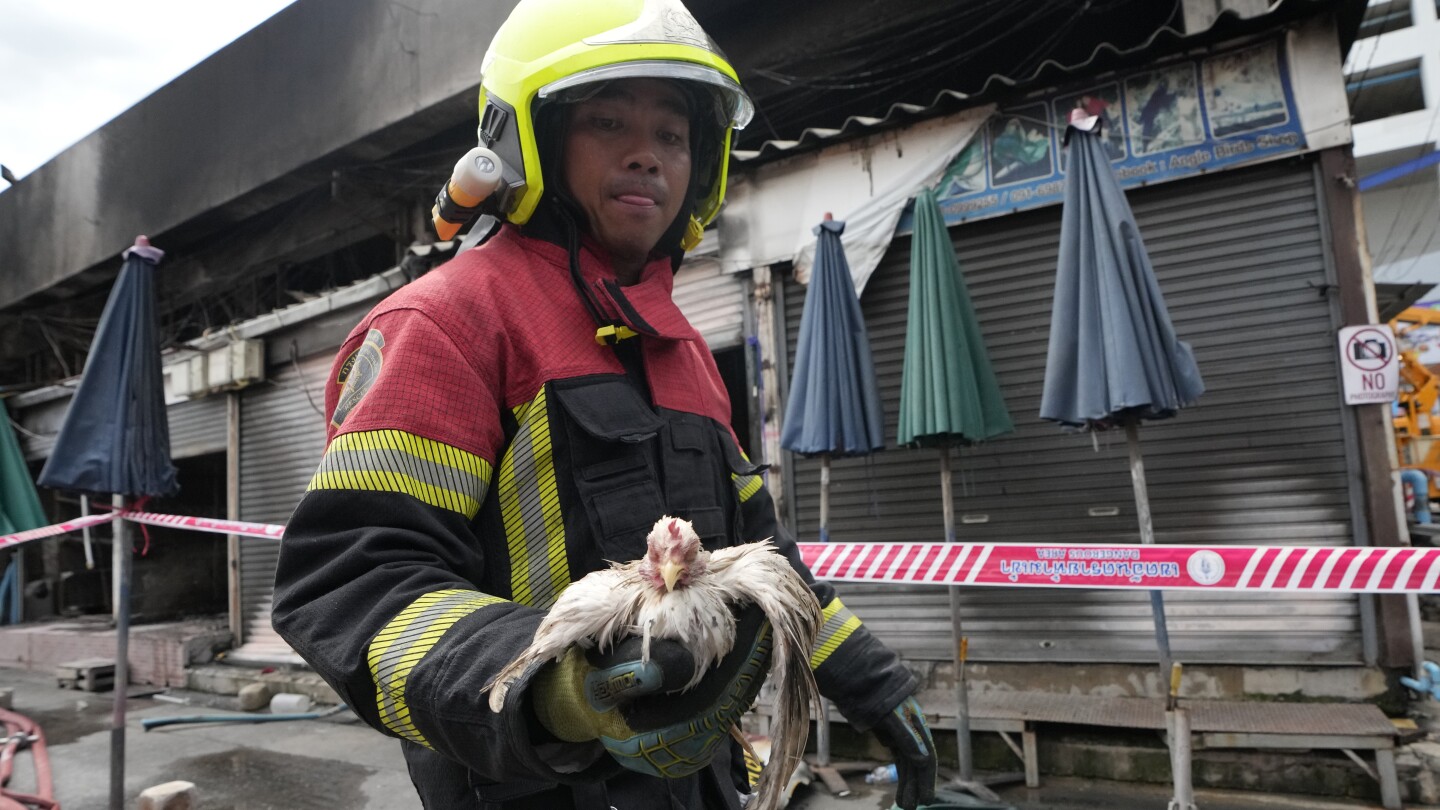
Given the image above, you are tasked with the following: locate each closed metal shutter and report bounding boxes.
[673,258,749,349]
[783,158,1363,665]
[231,350,332,663]
[167,396,228,459]
[16,391,227,461]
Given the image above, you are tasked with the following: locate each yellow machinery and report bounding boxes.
[1391,307,1440,499]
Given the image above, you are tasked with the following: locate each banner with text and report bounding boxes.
[798,541,1439,594]
[902,38,1306,230]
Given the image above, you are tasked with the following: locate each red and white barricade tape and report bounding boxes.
[797,541,1440,593]
[0,512,116,552]
[0,510,285,551]
[6,512,1440,593]
[119,511,286,540]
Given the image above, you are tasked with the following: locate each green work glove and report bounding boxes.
[531,604,772,779]
[871,695,938,810]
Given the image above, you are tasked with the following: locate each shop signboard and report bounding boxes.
[903,39,1308,230]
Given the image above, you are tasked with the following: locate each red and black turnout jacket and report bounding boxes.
[271,225,916,810]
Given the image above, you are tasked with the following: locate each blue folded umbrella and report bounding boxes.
[1040,126,1204,429]
[781,218,886,458]
[39,245,178,498]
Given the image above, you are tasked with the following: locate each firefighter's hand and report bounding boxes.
[531,605,771,779]
[870,695,938,810]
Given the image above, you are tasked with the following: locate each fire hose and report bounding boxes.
[0,707,58,810]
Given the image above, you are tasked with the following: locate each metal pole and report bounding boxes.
[110,495,130,810]
[1124,421,1173,683]
[81,495,96,570]
[815,697,831,768]
[227,392,244,642]
[1167,663,1196,810]
[1166,706,1196,810]
[1407,592,1426,684]
[941,442,974,780]
[819,454,831,543]
[816,451,832,766]
[7,548,19,624]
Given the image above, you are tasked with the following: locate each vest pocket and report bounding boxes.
[553,378,665,562]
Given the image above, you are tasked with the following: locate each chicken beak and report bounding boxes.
[659,559,683,592]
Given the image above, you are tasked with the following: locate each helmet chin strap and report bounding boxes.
[547,198,641,347]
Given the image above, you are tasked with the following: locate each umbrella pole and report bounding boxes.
[816,452,832,766]
[819,453,831,543]
[941,441,974,781]
[110,495,131,810]
[81,494,96,570]
[1123,421,1173,681]
[8,549,20,623]
[1125,422,1192,810]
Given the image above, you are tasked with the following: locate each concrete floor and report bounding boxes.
[3,665,419,810]
[2,663,1431,810]
[790,776,1406,810]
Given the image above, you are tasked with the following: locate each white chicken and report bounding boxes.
[485,515,822,810]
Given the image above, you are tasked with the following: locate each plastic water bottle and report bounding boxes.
[864,764,898,784]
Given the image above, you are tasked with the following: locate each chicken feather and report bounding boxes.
[483,516,822,810]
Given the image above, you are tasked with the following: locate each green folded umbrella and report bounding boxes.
[899,187,1013,449]
[0,401,45,535]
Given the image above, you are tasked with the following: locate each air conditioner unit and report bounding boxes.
[206,340,265,391]
[166,354,209,399]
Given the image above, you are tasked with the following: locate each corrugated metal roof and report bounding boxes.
[731,0,1354,165]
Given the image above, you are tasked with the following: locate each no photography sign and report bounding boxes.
[1338,324,1398,405]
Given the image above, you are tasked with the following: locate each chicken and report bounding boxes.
[484,515,822,810]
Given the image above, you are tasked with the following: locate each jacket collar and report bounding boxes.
[503,225,697,343]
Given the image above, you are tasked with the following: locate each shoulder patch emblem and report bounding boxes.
[331,328,385,429]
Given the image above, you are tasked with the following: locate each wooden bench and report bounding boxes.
[750,695,1039,788]
[924,701,1038,788]
[917,690,1403,809]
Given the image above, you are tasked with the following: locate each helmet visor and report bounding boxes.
[538,61,753,130]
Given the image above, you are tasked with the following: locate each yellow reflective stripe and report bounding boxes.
[308,429,491,519]
[499,387,569,608]
[334,429,489,478]
[810,596,862,670]
[368,589,507,746]
[743,742,763,788]
[732,449,764,503]
[732,472,763,503]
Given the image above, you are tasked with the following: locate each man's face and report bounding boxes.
[561,78,693,270]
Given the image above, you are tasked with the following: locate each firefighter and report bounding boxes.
[271,0,937,807]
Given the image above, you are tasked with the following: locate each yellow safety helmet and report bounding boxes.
[477,0,752,240]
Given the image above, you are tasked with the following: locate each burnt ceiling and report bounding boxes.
[2,0,1365,389]
[701,0,1185,150]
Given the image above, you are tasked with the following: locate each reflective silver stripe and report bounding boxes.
[733,472,763,503]
[810,597,862,669]
[311,429,489,518]
[499,388,568,608]
[369,589,506,745]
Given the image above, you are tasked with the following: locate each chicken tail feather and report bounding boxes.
[483,651,538,714]
[730,722,759,766]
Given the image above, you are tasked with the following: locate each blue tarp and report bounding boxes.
[38,247,178,498]
[780,219,886,457]
[1039,128,1204,429]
